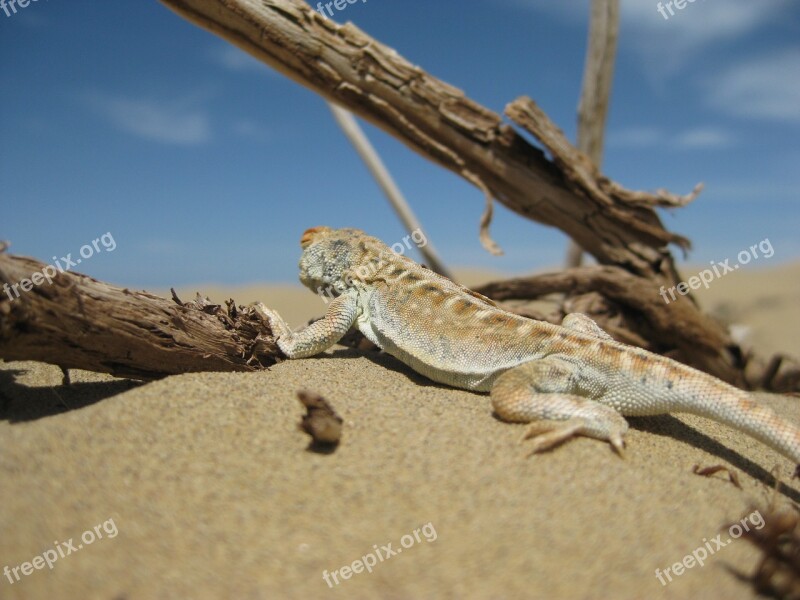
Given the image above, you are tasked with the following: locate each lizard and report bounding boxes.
[256,226,800,471]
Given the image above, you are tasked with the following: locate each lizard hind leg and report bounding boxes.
[491,359,629,457]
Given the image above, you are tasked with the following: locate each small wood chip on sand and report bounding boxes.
[297,390,343,451]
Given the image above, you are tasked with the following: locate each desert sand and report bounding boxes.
[1,262,798,599]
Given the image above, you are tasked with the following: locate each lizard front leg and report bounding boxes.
[491,357,629,456]
[254,293,359,358]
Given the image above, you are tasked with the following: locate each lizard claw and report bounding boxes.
[521,418,585,456]
[609,433,626,458]
[520,417,627,458]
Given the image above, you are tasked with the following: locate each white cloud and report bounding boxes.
[211,44,270,73]
[495,0,791,78]
[708,49,800,123]
[621,0,789,77]
[607,127,662,149]
[608,126,734,149]
[83,92,211,145]
[231,119,271,141]
[673,127,734,148]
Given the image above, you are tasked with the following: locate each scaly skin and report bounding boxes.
[258,227,800,468]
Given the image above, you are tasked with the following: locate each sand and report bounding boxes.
[1,263,799,599]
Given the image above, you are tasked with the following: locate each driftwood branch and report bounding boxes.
[0,253,281,380]
[506,97,700,248]
[158,0,693,278]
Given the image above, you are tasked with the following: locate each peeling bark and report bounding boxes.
[0,253,280,380]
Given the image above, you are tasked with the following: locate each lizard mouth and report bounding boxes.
[300,226,331,248]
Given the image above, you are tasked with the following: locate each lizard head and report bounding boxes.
[297,226,367,295]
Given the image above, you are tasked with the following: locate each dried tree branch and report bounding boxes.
[0,253,281,380]
[327,102,453,278]
[566,0,620,268]
[577,0,619,171]
[157,0,694,279]
[506,97,701,245]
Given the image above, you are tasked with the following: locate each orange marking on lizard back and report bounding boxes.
[429,292,448,309]
[485,314,510,326]
[555,330,595,348]
[452,299,474,315]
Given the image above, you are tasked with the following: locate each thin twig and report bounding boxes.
[566,0,620,268]
[328,102,453,278]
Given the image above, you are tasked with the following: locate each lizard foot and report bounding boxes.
[491,359,629,458]
[522,416,626,458]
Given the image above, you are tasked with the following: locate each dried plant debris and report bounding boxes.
[692,464,742,489]
[730,504,800,599]
[297,390,343,450]
[170,289,282,366]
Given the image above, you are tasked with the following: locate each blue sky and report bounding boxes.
[1,0,798,286]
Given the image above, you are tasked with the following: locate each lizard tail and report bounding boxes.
[679,387,800,471]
